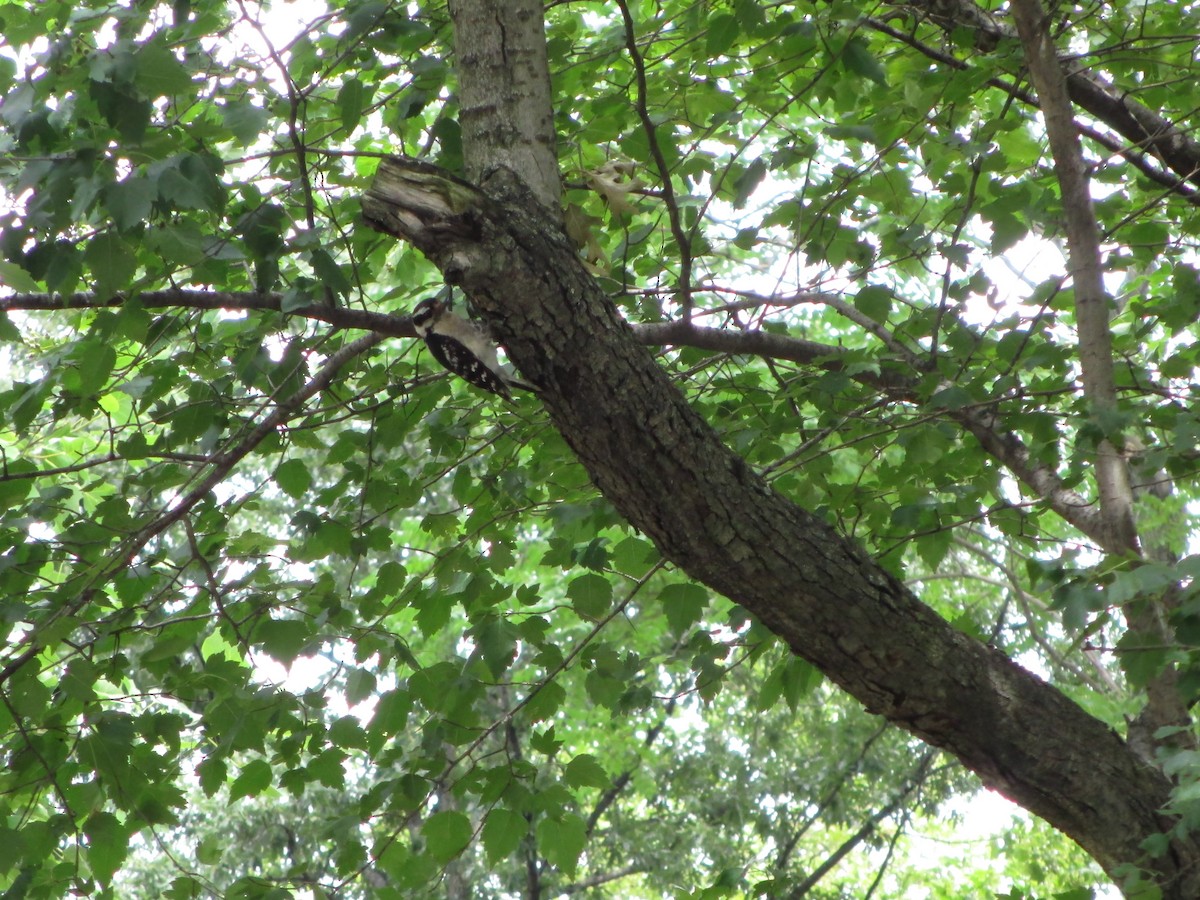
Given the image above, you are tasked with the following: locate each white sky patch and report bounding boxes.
[904,788,1120,898]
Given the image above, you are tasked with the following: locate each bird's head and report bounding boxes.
[411,297,446,336]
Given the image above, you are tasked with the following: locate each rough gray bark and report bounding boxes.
[446,0,561,214]
[360,157,1200,897]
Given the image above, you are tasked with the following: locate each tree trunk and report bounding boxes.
[445,0,561,214]
[361,158,1200,897]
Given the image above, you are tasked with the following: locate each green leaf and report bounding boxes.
[229,759,273,801]
[928,385,974,410]
[826,123,877,144]
[573,536,610,571]
[0,824,24,875]
[660,582,708,635]
[536,813,586,877]
[338,77,365,133]
[469,615,518,678]
[146,220,209,265]
[274,458,312,499]
[523,681,566,723]
[196,834,224,866]
[584,668,624,710]
[156,154,224,213]
[85,232,137,299]
[408,661,460,712]
[853,284,892,324]
[308,748,347,788]
[422,810,472,863]
[2,376,48,429]
[256,617,314,664]
[309,247,352,296]
[90,79,152,142]
[611,536,658,575]
[133,38,194,97]
[756,660,785,710]
[780,657,821,709]
[564,753,609,789]
[65,339,117,396]
[329,716,368,750]
[368,689,412,739]
[1117,629,1171,690]
[482,808,526,864]
[223,100,269,146]
[0,310,22,341]
[345,667,377,706]
[567,572,612,620]
[706,14,740,57]
[196,757,226,798]
[84,811,129,886]
[0,260,41,292]
[107,176,156,231]
[732,157,767,209]
[841,36,888,85]
[346,0,388,39]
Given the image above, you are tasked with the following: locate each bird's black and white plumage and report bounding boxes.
[410,297,534,401]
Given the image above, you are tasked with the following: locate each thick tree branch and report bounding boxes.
[634,321,1107,547]
[1064,70,1200,192]
[360,154,1200,897]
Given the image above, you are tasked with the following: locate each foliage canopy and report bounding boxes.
[2,0,1200,897]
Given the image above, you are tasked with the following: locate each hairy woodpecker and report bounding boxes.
[410,297,534,401]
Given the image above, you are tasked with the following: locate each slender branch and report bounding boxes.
[775,723,889,872]
[0,290,414,337]
[0,332,385,687]
[1010,0,1136,554]
[1012,0,1193,759]
[0,288,1111,550]
[614,0,694,316]
[234,0,319,230]
[784,750,936,898]
[184,516,251,656]
[864,16,1200,204]
[554,864,649,896]
[0,451,209,482]
[585,697,676,835]
[863,807,909,900]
